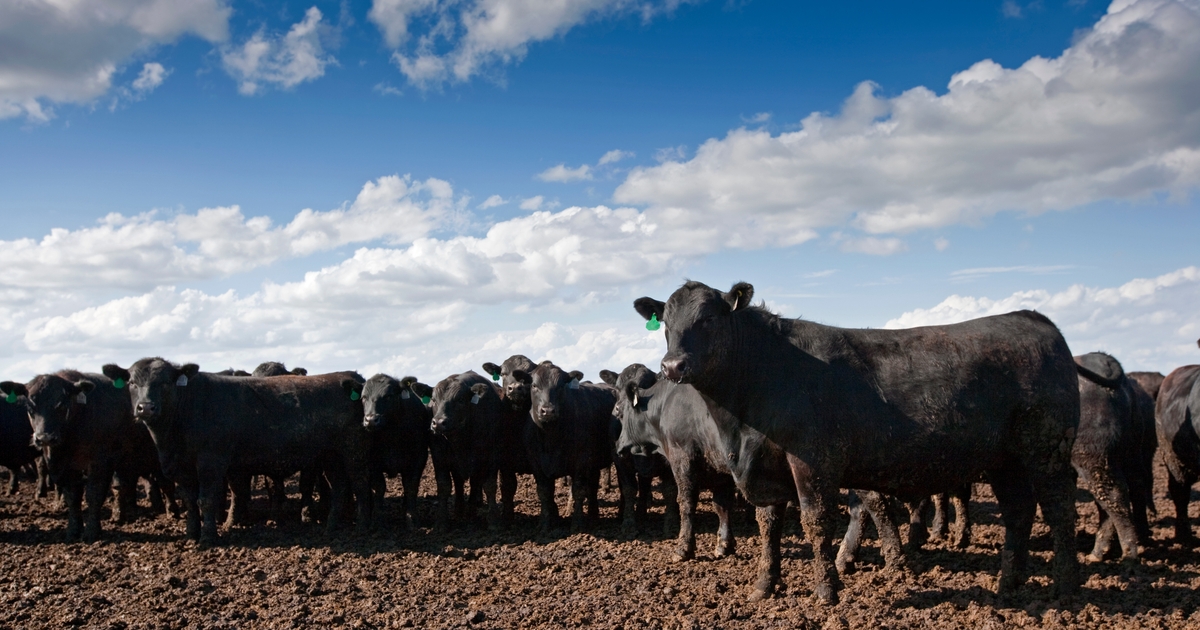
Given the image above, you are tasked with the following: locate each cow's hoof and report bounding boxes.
[812,583,837,605]
[835,558,855,575]
[748,574,777,602]
[714,541,734,559]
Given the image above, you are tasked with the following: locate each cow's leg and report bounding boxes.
[749,503,784,601]
[710,474,736,558]
[109,470,135,524]
[1168,471,1198,545]
[987,466,1037,595]
[175,482,201,540]
[196,462,229,546]
[586,466,601,523]
[615,456,638,535]
[433,462,452,531]
[661,468,679,538]
[1080,465,1139,562]
[1030,464,1081,599]
[369,471,385,521]
[350,460,373,533]
[266,474,288,525]
[671,455,698,561]
[1092,502,1116,561]
[224,473,252,528]
[949,484,971,548]
[636,470,652,521]
[36,459,50,499]
[4,467,16,495]
[323,464,350,535]
[82,465,115,542]
[858,490,905,571]
[483,469,501,531]
[401,466,422,530]
[1128,466,1154,546]
[499,468,518,526]
[928,492,949,542]
[569,474,587,533]
[146,474,165,515]
[535,474,559,533]
[836,491,865,574]
[905,497,929,551]
[60,471,85,542]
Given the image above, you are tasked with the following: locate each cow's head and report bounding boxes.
[428,373,494,436]
[253,361,307,377]
[482,354,536,412]
[1,374,94,449]
[348,374,423,432]
[635,280,753,386]
[103,358,198,425]
[609,365,662,461]
[517,361,580,428]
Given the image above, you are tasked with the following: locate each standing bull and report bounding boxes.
[634,280,1080,603]
[1155,342,1200,545]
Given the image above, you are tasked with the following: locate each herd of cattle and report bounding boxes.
[1,279,1199,607]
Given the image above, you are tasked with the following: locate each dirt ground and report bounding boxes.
[3,459,1200,630]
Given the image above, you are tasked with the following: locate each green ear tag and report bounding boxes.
[114,378,126,389]
[646,313,661,331]
[492,372,500,381]
[420,395,431,405]
[350,390,361,401]
[4,392,15,404]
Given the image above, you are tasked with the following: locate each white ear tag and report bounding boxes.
[401,390,411,400]
[471,393,481,405]
[76,393,87,404]
[632,392,639,407]
[568,379,580,390]
[176,374,189,387]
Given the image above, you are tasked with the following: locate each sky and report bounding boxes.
[0,0,1198,383]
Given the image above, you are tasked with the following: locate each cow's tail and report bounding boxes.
[1076,364,1123,390]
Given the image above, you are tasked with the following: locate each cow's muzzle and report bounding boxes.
[32,432,61,448]
[661,356,691,383]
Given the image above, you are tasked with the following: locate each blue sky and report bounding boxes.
[1,0,1198,381]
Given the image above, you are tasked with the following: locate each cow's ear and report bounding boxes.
[102,364,130,384]
[73,380,96,394]
[470,383,491,399]
[482,362,501,378]
[511,369,532,385]
[342,379,363,397]
[291,367,308,376]
[180,364,201,379]
[623,381,643,407]
[599,370,618,386]
[569,370,584,382]
[0,381,28,399]
[724,282,754,312]
[634,297,665,322]
[409,382,433,400]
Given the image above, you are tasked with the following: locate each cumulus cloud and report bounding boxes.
[132,62,168,92]
[0,0,230,120]
[519,195,545,210]
[615,0,1200,240]
[221,7,333,95]
[538,163,593,182]
[478,194,508,209]
[370,0,701,88]
[885,266,1200,372]
[598,149,634,165]
[835,235,908,256]
[0,175,453,291]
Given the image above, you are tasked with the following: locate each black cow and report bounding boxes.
[635,281,1080,603]
[1129,371,1166,402]
[0,394,43,497]
[214,369,251,377]
[1155,344,1200,545]
[601,366,678,537]
[837,485,973,574]
[344,375,431,529]
[607,364,736,556]
[102,359,370,545]
[420,371,507,529]
[252,362,308,377]
[481,357,540,525]
[513,361,615,532]
[1,371,173,542]
[1074,352,1156,561]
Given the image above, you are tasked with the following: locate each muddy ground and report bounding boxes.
[2,460,1200,630]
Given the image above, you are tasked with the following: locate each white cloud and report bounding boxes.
[598,149,634,165]
[836,235,908,256]
[132,62,168,92]
[538,163,593,182]
[934,237,950,251]
[0,0,230,120]
[0,175,452,291]
[615,0,1200,237]
[741,112,771,124]
[884,266,1200,372]
[371,0,700,89]
[519,195,545,210]
[373,82,404,96]
[478,194,508,209]
[221,7,333,96]
[949,264,1075,281]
